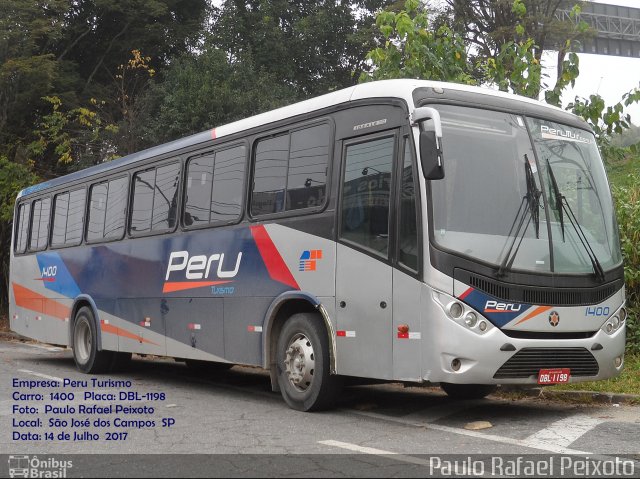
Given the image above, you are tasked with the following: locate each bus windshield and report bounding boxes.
[429,105,621,275]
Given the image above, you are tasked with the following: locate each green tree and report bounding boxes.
[0,0,70,163]
[568,87,640,162]
[27,96,118,174]
[56,0,208,94]
[0,0,209,169]
[210,0,391,98]
[446,0,591,96]
[360,0,473,83]
[0,157,38,311]
[144,48,296,144]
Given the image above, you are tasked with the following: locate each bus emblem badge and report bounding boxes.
[548,311,560,327]
[299,250,322,271]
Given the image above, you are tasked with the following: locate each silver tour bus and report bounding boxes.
[10,80,626,410]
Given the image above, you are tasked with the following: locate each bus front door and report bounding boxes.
[335,132,398,380]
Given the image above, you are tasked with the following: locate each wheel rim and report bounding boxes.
[283,333,315,392]
[75,319,91,364]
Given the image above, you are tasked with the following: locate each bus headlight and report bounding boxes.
[601,305,626,335]
[619,307,627,323]
[433,290,492,335]
[611,315,620,330]
[464,312,478,328]
[448,302,463,319]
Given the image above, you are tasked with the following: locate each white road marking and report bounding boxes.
[347,409,592,455]
[17,369,64,382]
[522,414,605,449]
[402,400,482,423]
[319,440,432,466]
[25,343,65,352]
[0,343,60,355]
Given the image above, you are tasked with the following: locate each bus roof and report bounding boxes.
[18,79,582,199]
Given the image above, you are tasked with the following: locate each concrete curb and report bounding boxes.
[499,385,640,404]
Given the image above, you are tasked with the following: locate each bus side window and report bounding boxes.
[251,123,330,217]
[211,145,246,223]
[88,177,127,242]
[87,183,108,241]
[185,153,214,227]
[29,197,51,251]
[340,136,394,257]
[52,188,87,248]
[131,169,155,235]
[66,189,86,245]
[51,193,70,247]
[286,124,329,211]
[104,177,128,240]
[14,202,31,253]
[398,138,419,271]
[252,134,289,215]
[152,162,180,232]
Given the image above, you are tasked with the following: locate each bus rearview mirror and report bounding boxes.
[420,130,444,180]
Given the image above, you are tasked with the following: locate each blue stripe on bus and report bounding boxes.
[459,288,532,328]
[36,252,82,298]
[52,226,295,309]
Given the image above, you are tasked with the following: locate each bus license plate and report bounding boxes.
[537,368,570,384]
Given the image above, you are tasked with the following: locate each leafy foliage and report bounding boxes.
[612,179,640,354]
[568,86,640,163]
[361,0,473,83]
[446,0,592,96]
[0,157,38,311]
[144,48,296,144]
[210,0,390,97]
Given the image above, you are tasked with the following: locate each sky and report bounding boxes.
[540,0,640,124]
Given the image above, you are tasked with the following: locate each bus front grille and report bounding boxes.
[493,347,599,379]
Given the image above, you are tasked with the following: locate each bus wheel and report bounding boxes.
[440,383,497,400]
[276,313,341,411]
[72,306,113,374]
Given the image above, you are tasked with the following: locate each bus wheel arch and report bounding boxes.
[69,296,103,351]
[263,294,337,395]
[273,311,342,411]
[70,304,113,373]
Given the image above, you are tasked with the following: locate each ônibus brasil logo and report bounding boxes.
[163,250,242,293]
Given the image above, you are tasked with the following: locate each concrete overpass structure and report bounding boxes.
[556,1,640,57]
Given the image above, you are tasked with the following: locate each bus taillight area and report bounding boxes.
[426,288,627,386]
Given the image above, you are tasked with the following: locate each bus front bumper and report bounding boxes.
[424,323,626,385]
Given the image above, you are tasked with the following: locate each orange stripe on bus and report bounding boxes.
[100,321,158,346]
[514,305,552,326]
[12,283,70,321]
[162,280,231,293]
[13,282,157,346]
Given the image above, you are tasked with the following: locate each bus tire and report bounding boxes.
[72,306,113,374]
[440,383,497,400]
[276,312,342,411]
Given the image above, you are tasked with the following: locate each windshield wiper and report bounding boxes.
[546,159,605,282]
[497,155,541,277]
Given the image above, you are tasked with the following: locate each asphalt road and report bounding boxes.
[1,338,639,477]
